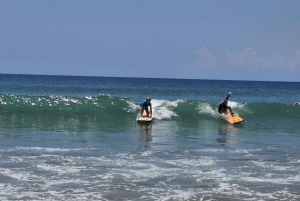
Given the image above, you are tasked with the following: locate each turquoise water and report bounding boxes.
[0,74,299,200]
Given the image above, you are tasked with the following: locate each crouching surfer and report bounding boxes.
[140,97,152,118]
[218,92,234,116]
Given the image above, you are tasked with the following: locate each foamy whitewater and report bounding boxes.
[0,74,299,200]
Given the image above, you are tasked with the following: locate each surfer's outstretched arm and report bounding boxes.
[225,92,231,101]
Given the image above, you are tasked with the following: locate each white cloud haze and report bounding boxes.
[226,48,261,68]
[185,47,300,70]
[227,48,300,69]
[183,47,216,69]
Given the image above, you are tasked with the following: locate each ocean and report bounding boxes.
[0,74,299,200]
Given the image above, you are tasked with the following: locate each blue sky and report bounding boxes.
[1,1,300,81]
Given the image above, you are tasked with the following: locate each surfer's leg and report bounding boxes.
[145,108,149,117]
[227,106,233,115]
[140,106,145,116]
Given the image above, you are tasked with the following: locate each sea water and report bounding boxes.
[0,74,299,200]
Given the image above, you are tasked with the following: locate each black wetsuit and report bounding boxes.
[218,94,230,114]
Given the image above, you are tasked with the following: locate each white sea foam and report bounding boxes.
[134,99,181,120]
[84,96,92,100]
[160,190,195,201]
[197,100,249,120]
[125,100,140,112]
[197,102,219,117]
[0,148,298,201]
[228,100,252,114]
[197,100,250,118]
[12,146,83,152]
[0,167,42,182]
[227,100,239,108]
[151,99,183,120]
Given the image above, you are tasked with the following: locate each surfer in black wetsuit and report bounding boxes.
[293,102,300,106]
[218,92,234,116]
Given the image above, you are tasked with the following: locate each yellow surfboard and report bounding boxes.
[223,113,244,124]
[137,111,153,122]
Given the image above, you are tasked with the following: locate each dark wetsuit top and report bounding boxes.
[218,94,230,114]
[140,100,152,111]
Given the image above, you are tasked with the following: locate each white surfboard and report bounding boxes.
[137,111,153,122]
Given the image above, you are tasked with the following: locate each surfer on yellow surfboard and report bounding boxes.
[218,92,234,116]
[218,92,244,124]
